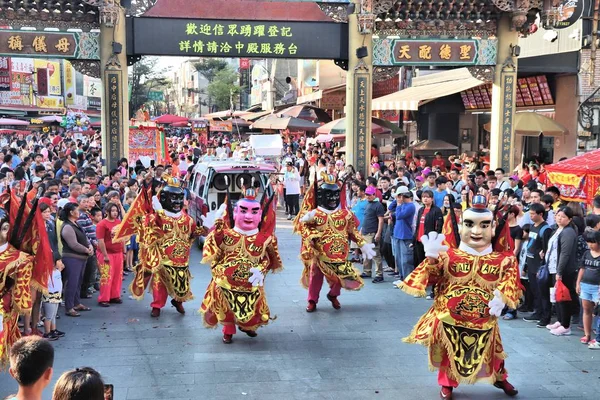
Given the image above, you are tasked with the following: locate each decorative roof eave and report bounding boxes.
[0,0,100,31]
[143,0,333,22]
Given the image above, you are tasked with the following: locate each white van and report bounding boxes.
[188,159,277,246]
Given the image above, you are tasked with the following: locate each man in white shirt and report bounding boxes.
[283,161,301,220]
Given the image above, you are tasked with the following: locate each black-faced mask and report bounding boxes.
[318,187,340,211]
[160,186,184,213]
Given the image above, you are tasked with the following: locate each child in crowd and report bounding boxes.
[577,229,600,347]
[41,263,65,341]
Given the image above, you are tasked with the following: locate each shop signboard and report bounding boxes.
[374,38,498,66]
[10,58,33,73]
[210,120,233,132]
[0,56,9,91]
[131,17,348,60]
[462,75,553,110]
[87,97,101,110]
[0,30,100,59]
[64,60,76,106]
[36,95,64,109]
[84,75,102,98]
[34,60,61,96]
[148,91,164,101]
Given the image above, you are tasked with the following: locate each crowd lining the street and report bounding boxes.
[1,129,599,399]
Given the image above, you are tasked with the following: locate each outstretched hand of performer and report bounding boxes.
[488,289,505,317]
[248,267,265,287]
[300,209,317,223]
[361,243,376,261]
[421,232,448,260]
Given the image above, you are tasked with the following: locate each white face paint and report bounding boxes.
[459,209,495,253]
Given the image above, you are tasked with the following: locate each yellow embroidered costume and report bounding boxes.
[398,194,522,398]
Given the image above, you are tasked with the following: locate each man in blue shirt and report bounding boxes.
[433,176,448,208]
[388,186,416,280]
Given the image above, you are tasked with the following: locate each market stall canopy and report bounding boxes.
[411,139,459,151]
[0,118,29,126]
[154,114,189,124]
[546,148,600,204]
[316,117,391,135]
[316,133,345,142]
[513,112,568,137]
[372,118,404,136]
[278,105,332,123]
[251,114,321,131]
[242,110,273,122]
[0,129,30,135]
[35,115,63,123]
[229,118,251,128]
[169,121,190,128]
[372,68,485,111]
[204,110,250,119]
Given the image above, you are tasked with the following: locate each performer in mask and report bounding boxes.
[294,172,375,312]
[0,207,34,366]
[398,195,521,400]
[115,175,206,318]
[200,185,282,344]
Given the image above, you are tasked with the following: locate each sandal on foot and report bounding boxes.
[65,310,81,317]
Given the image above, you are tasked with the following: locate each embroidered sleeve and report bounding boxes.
[201,219,224,265]
[266,236,283,273]
[496,254,523,309]
[398,253,446,297]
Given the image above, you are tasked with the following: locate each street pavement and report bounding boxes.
[1,213,599,400]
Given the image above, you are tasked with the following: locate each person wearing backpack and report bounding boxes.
[523,203,553,327]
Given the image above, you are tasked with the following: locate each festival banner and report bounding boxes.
[34,60,61,95]
[128,126,160,164]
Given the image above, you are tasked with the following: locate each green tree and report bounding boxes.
[194,59,229,84]
[128,56,170,117]
[194,59,230,111]
[207,68,241,111]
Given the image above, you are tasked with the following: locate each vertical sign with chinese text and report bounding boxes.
[354,74,369,175]
[0,57,9,91]
[500,72,516,171]
[107,71,122,168]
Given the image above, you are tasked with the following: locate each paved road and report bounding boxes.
[1,214,599,399]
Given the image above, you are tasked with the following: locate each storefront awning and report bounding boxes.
[297,90,322,104]
[297,83,346,105]
[372,68,485,111]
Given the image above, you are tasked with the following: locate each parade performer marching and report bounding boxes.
[398,195,521,400]
[0,206,35,366]
[200,184,282,344]
[294,172,375,312]
[114,174,207,318]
